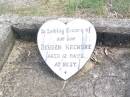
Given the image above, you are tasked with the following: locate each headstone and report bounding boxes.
[37,19,97,80]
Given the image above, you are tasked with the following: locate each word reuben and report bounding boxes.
[37,19,96,80]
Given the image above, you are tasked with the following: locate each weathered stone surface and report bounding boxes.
[0,16,129,97]
[0,15,129,46]
[1,15,130,34]
[12,17,130,34]
[11,16,57,41]
[58,18,130,33]
[0,41,128,97]
[94,77,125,97]
[11,17,130,47]
[0,24,14,70]
[127,71,130,97]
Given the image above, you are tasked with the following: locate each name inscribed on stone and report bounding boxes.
[37,19,97,80]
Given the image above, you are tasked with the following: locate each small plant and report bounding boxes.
[112,0,130,15]
[65,0,105,15]
[65,0,78,14]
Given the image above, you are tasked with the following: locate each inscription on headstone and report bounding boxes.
[37,19,97,80]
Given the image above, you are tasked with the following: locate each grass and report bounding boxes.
[0,4,12,14]
[0,0,66,16]
[0,0,130,17]
[65,0,78,14]
[66,0,105,15]
[79,0,105,14]
[14,6,46,16]
[111,0,130,16]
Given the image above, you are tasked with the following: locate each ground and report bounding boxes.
[0,0,130,97]
[0,40,129,97]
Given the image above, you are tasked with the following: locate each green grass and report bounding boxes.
[0,0,130,17]
[0,0,106,16]
[112,0,130,16]
[65,0,105,15]
[79,0,105,14]
[65,0,78,14]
